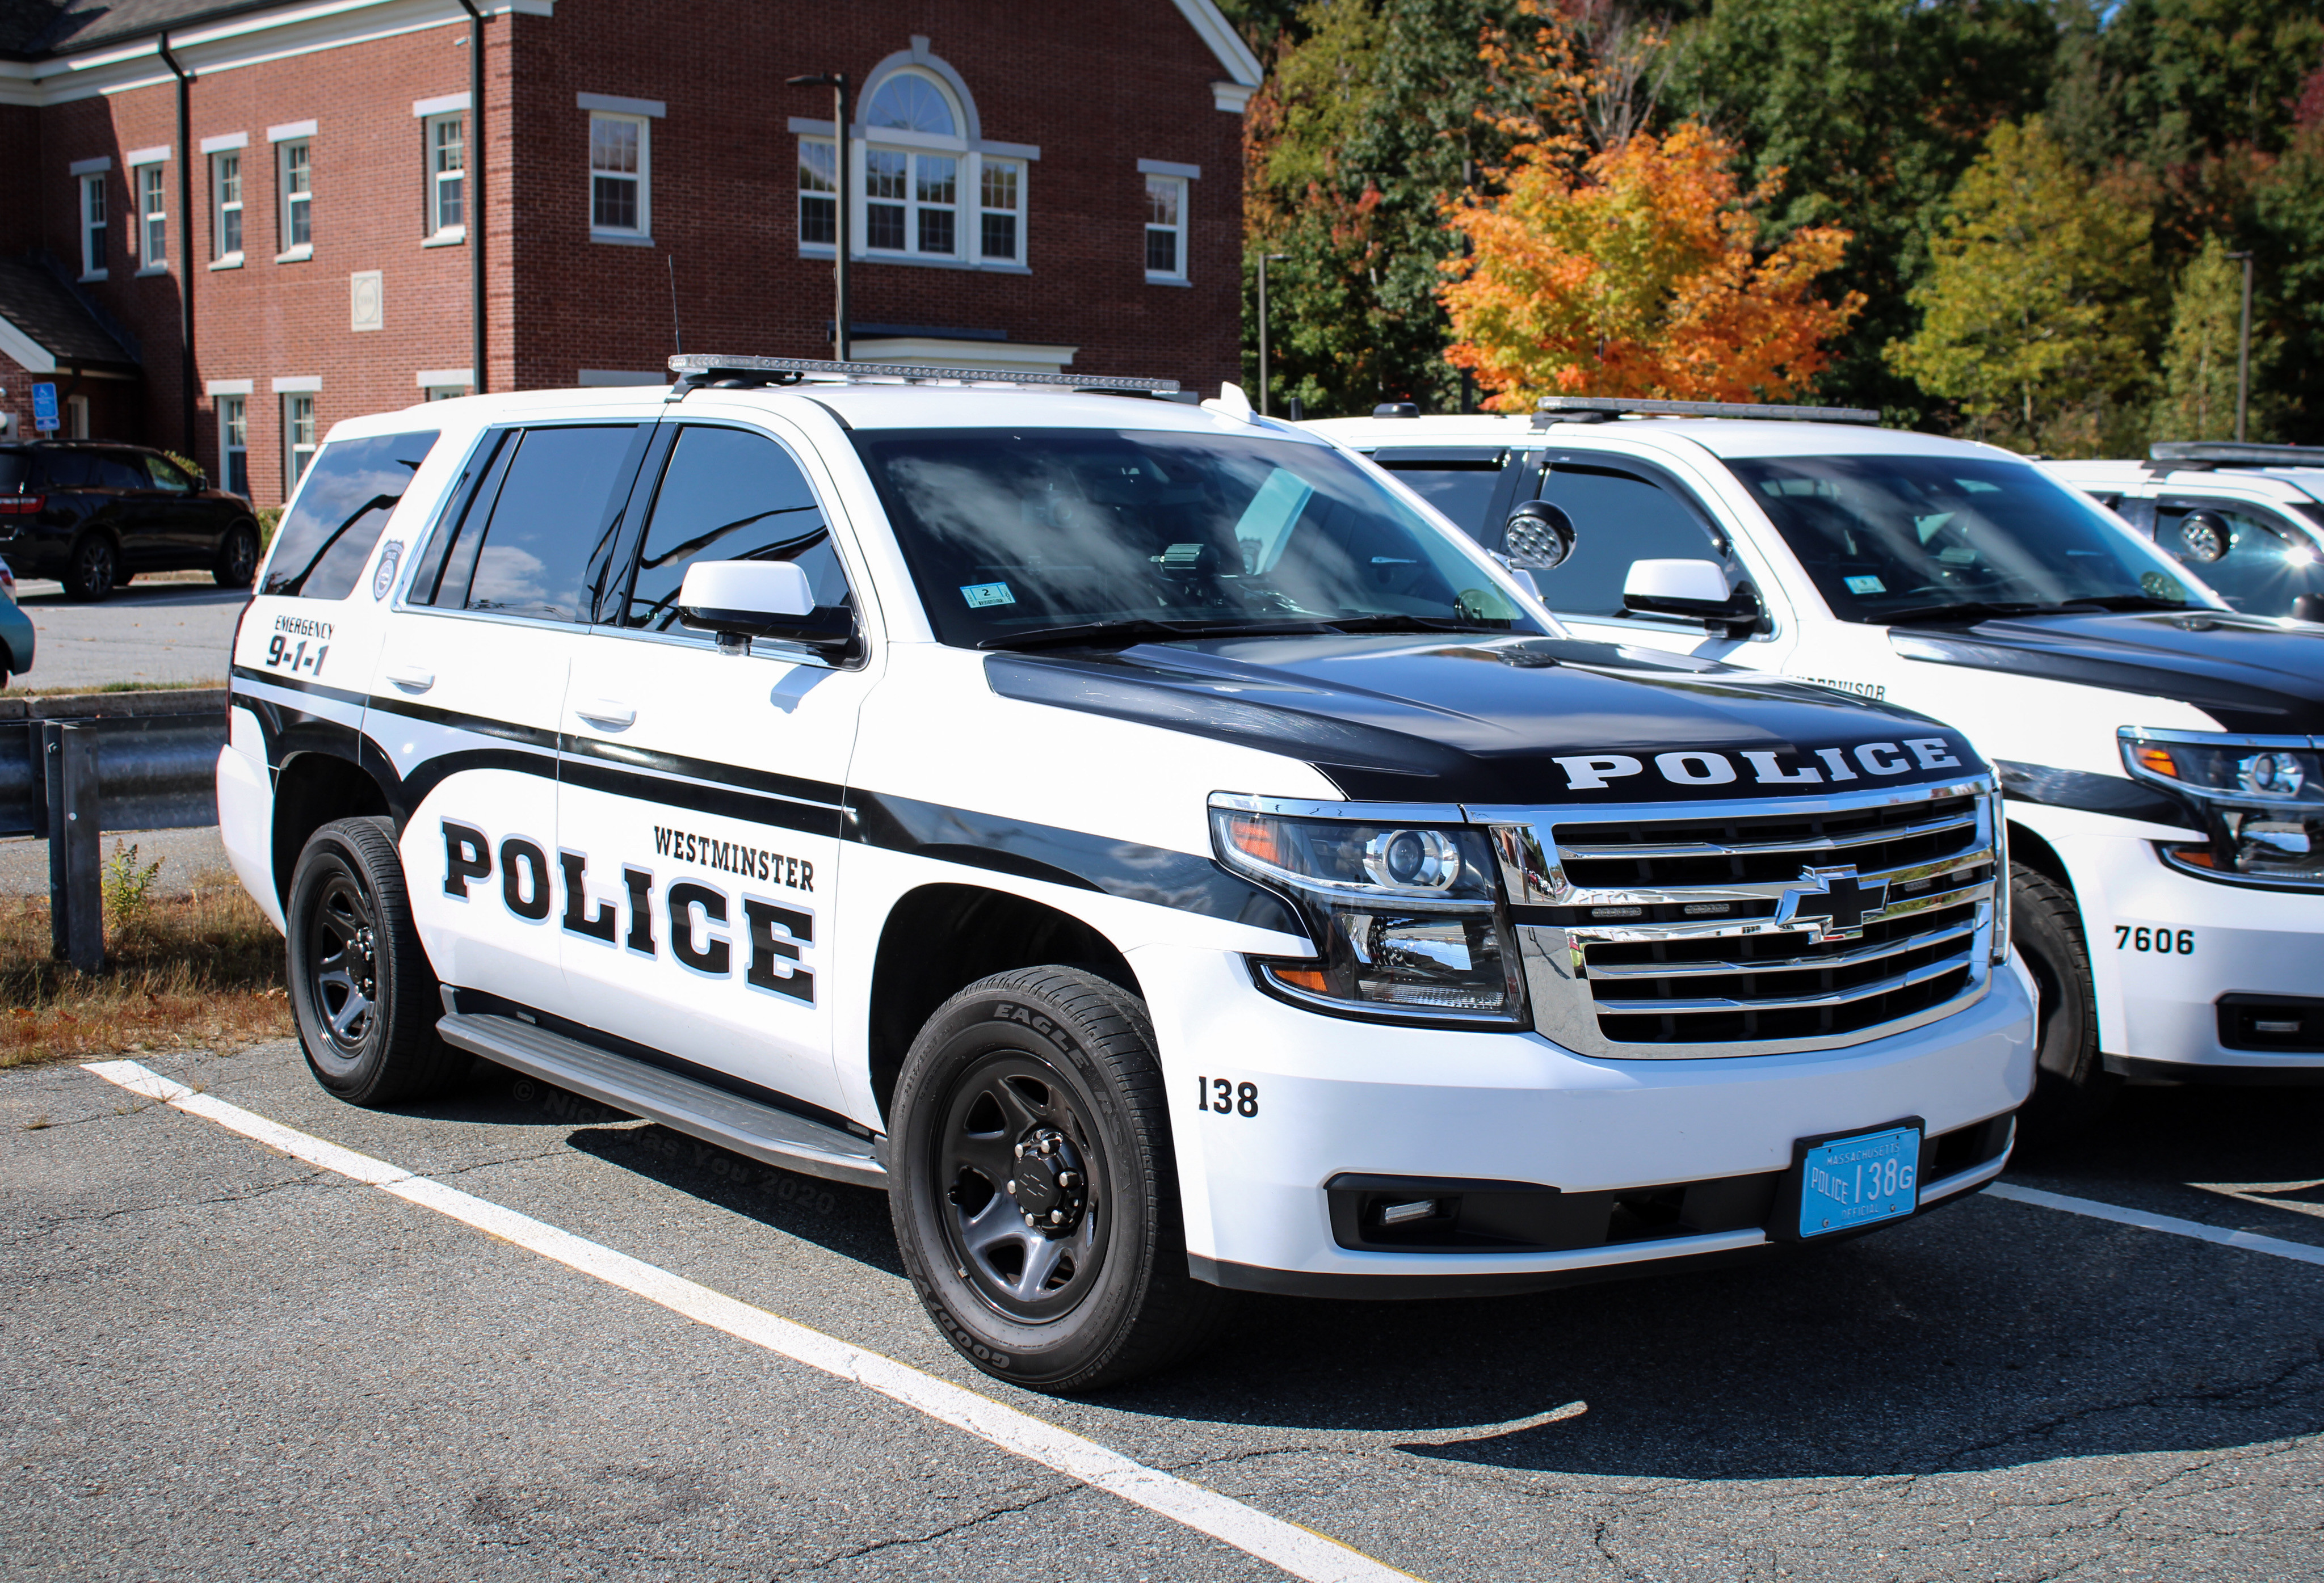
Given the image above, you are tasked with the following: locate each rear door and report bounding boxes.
[2150,494,2324,620]
[556,412,876,1115]
[381,419,652,1012]
[91,450,157,568]
[137,451,211,564]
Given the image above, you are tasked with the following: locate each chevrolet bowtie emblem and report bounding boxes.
[1775,865,1890,941]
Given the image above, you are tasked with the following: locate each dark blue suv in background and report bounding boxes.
[0,440,260,601]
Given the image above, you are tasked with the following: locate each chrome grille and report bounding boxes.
[1476,778,2003,1059]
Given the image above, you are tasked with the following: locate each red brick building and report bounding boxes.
[0,1,1260,504]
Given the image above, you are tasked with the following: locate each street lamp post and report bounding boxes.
[1256,252,1288,416]
[2226,250,2254,443]
[788,72,851,361]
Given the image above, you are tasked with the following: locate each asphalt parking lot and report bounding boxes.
[5,574,246,692]
[5,1042,2319,1582]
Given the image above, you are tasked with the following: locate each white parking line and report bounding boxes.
[1984,1181,2324,1268]
[81,1060,1419,1583]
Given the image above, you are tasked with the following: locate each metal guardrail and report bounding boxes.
[0,690,228,970]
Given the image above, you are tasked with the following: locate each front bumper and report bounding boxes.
[2036,812,2324,1072]
[1133,943,2033,1293]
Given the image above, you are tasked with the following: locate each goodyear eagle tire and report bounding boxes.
[889,967,1231,1392]
[286,816,463,1106]
[2011,861,2116,1139]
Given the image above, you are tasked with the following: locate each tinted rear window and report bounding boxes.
[263,430,440,599]
[0,452,27,494]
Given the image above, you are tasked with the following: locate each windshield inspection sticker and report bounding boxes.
[961,582,1016,608]
[1844,574,1886,594]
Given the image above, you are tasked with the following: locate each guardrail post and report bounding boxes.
[43,721,101,972]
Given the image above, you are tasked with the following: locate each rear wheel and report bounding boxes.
[889,967,1231,1392]
[62,534,115,601]
[2011,862,2116,1138]
[214,521,259,588]
[286,816,462,1106]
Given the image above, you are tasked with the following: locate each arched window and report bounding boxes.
[796,44,1030,269]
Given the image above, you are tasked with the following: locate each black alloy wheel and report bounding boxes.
[286,817,464,1106]
[938,1052,1111,1323]
[215,521,259,588]
[890,967,1232,1392]
[62,534,115,602]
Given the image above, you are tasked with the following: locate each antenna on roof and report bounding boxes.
[1533,395,1882,427]
[665,353,1180,396]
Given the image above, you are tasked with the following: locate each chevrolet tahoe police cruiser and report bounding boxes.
[1310,396,2324,1129]
[220,360,2032,1392]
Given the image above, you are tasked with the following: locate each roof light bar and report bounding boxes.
[666,353,1178,394]
[1533,395,1881,426]
[2150,441,2324,470]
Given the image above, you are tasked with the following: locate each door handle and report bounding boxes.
[385,666,435,693]
[574,697,636,730]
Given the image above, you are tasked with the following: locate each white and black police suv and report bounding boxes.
[1311,397,2324,1130]
[220,360,2031,1391]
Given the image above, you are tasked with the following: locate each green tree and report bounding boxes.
[2050,0,2324,174]
[2150,235,2277,442]
[1243,0,1535,416]
[1887,119,2161,456]
[1666,0,2056,416]
[2254,117,2324,439]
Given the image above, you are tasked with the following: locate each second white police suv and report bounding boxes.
[220,359,2033,1391]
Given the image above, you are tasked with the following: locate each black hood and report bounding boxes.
[987,635,1981,803]
[1895,610,2324,735]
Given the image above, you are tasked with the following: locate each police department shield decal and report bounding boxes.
[373,540,403,600]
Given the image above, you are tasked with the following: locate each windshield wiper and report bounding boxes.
[1318,613,1506,636]
[975,617,1340,651]
[2045,594,2198,613]
[1878,601,2052,625]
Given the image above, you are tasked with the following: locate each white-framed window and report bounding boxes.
[212,152,243,262]
[137,163,167,272]
[284,393,316,491]
[1144,174,1187,280]
[218,397,248,496]
[426,112,465,237]
[797,138,837,247]
[861,70,962,259]
[589,112,648,237]
[422,385,466,402]
[78,175,107,279]
[978,158,1023,263]
[279,139,312,254]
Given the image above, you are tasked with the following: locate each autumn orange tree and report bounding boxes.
[1442,121,1865,407]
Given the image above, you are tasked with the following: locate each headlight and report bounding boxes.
[1211,799,1525,1024]
[2119,728,2324,889]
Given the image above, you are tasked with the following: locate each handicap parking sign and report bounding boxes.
[31,382,57,432]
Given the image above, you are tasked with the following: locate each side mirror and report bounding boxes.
[1502,499,1575,570]
[678,559,855,656]
[1624,558,1764,638]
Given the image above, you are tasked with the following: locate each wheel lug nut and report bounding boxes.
[1004,1180,1016,1195]
[1048,1210,1064,1224]
[1024,1214,1037,1227]
[1013,1144,1025,1158]
[1058,1172,1078,1189]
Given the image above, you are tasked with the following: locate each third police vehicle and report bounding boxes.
[219,361,2031,1390]
[1311,397,2324,1126]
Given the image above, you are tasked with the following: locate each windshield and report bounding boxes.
[1730,454,2223,622]
[854,427,1540,647]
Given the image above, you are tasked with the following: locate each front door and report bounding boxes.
[557,415,875,1115]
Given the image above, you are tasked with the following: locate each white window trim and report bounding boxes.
[271,374,321,393]
[577,91,665,118]
[267,119,317,143]
[282,390,317,495]
[217,394,248,496]
[68,155,110,175]
[975,155,1025,266]
[135,161,168,276]
[1144,172,1190,285]
[77,172,107,281]
[276,137,313,262]
[416,367,473,389]
[210,148,245,268]
[412,91,470,119]
[587,110,651,243]
[1137,157,1201,180]
[199,131,247,154]
[423,110,466,242]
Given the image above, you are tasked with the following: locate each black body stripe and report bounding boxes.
[365,692,563,752]
[229,664,369,709]
[1994,760,2200,831]
[561,754,844,839]
[845,790,1304,935]
[560,731,847,817]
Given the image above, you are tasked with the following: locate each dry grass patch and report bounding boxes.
[2,855,291,1070]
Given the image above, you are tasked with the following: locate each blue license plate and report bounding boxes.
[1798,1125,1922,1237]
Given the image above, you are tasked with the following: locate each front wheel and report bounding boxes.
[214,521,259,588]
[889,967,1231,1392]
[286,817,463,1106]
[2011,862,2116,1139]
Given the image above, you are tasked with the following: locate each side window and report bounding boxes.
[2155,499,2324,618]
[431,425,641,622]
[1369,448,1510,541]
[619,425,844,635]
[40,451,96,490]
[1532,464,1731,618]
[262,429,440,599]
[97,453,148,490]
[145,453,193,492]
